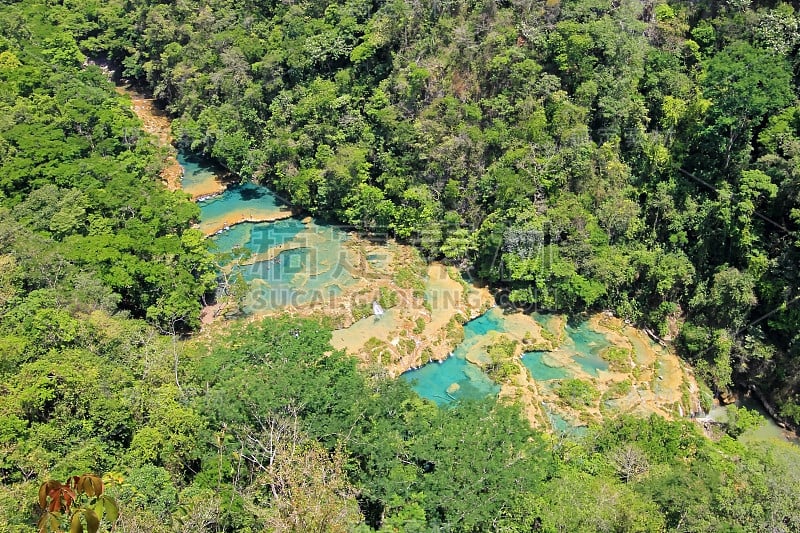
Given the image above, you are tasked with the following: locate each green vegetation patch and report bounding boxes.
[557,378,600,408]
[606,379,633,399]
[394,266,426,296]
[486,335,520,383]
[601,346,632,372]
[352,302,373,321]
[445,315,466,345]
[378,286,399,309]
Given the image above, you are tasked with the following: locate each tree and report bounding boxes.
[610,444,650,483]
[234,415,363,532]
[527,471,665,532]
[698,41,792,173]
[723,405,764,438]
[708,266,757,330]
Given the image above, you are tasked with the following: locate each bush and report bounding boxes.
[378,286,399,309]
[557,379,599,408]
[724,405,765,438]
[607,379,632,399]
[602,347,631,372]
[118,465,178,519]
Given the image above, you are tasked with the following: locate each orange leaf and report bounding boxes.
[62,487,76,512]
[48,494,60,513]
[38,484,47,510]
[81,475,103,497]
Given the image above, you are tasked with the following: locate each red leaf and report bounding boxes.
[48,494,60,513]
[62,487,76,512]
[39,481,61,510]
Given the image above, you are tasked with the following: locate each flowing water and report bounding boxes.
[176,153,613,411]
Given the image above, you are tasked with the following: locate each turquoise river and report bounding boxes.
[179,152,796,442]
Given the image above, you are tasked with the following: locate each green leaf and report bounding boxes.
[36,511,49,533]
[85,509,100,533]
[94,498,105,519]
[103,497,119,523]
[70,511,83,533]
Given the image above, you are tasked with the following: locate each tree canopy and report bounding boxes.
[2,0,800,531]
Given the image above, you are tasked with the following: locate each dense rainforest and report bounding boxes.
[52,0,799,419]
[1,0,800,531]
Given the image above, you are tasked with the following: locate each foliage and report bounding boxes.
[2,0,800,531]
[63,0,800,417]
[602,346,632,372]
[37,474,119,533]
[377,286,398,309]
[485,335,519,383]
[607,379,633,399]
[557,378,600,408]
[723,405,765,438]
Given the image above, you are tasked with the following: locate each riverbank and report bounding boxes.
[330,261,495,375]
[116,85,184,192]
[199,210,295,236]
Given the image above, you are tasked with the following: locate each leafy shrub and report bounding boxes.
[557,379,599,408]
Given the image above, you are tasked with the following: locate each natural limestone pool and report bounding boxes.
[211,218,307,258]
[402,308,506,404]
[177,151,701,434]
[178,151,228,199]
[115,84,784,438]
[403,310,612,407]
[197,182,293,235]
[562,321,611,376]
[240,222,359,313]
[182,154,357,313]
[402,356,500,405]
[522,352,570,381]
